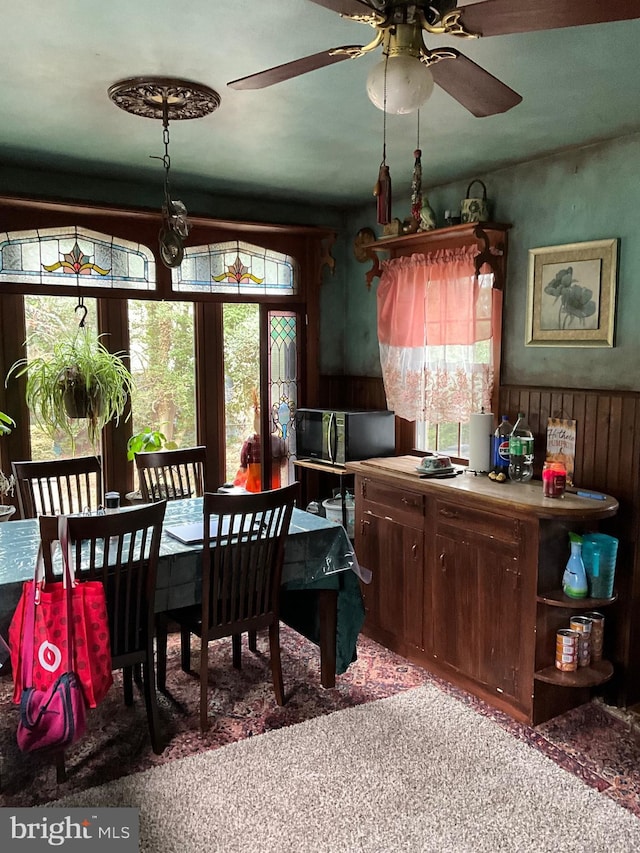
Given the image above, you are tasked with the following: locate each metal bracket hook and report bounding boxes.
[75,302,88,328]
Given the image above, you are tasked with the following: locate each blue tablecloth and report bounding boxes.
[0,499,367,675]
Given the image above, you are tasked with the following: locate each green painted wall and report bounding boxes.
[340,132,640,391]
[0,164,345,228]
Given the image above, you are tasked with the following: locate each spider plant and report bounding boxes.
[6,327,134,451]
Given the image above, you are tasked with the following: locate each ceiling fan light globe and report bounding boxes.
[366,55,434,115]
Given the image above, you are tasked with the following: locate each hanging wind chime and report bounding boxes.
[373,55,391,226]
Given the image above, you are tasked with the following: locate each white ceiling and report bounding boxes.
[2,1,640,207]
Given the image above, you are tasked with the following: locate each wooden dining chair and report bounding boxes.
[12,456,103,519]
[135,445,207,503]
[156,484,297,732]
[39,500,167,780]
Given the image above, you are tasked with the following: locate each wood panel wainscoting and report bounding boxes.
[319,374,640,711]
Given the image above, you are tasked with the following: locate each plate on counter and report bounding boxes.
[415,466,463,479]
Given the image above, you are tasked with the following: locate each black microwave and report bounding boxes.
[294,408,395,466]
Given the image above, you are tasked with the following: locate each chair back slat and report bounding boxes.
[12,457,103,519]
[135,446,207,503]
[38,502,166,663]
[201,485,297,636]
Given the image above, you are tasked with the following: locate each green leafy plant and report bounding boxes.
[6,328,134,451]
[0,411,15,505]
[0,410,15,437]
[126,426,177,461]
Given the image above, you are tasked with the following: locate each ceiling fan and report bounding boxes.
[228,1,640,117]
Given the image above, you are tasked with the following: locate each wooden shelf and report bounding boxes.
[293,459,348,475]
[534,660,613,687]
[369,221,511,253]
[362,221,511,290]
[537,589,617,608]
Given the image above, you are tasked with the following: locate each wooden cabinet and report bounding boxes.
[348,456,618,725]
[430,499,528,710]
[357,478,424,655]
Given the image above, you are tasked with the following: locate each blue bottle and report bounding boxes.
[492,415,512,475]
[562,533,588,598]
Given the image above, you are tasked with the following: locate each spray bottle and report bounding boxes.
[562,533,588,599]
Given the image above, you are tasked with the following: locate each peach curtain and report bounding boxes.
[377,246,501,423]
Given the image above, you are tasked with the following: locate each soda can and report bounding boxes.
[583,611,605,662]
[570,616,593,667]
[555,629,580,671]
[570,616,593,635]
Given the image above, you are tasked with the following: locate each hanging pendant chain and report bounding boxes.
[416,109,420,149]
[381,52,389,167]
[162,98,172,207]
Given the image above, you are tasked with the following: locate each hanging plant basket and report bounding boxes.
[59,367,104,420]
[6,328,134,451]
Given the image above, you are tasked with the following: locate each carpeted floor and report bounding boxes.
[2,626,640,820]
[49,685,640,853]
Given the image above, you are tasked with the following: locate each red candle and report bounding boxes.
[542,462,567,498]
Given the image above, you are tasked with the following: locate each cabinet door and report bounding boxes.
[474,542,522,698]
[359,513,424,651]
[431,533,478,675]
[432,531,522,701]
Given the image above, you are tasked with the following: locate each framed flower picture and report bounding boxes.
[525,238,618,347]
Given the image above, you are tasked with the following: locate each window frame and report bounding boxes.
[0,195,335,501]
[366,223,510,461]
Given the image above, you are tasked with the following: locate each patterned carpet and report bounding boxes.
[1,626,640,816]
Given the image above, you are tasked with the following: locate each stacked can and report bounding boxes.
[570,616,593,667]
[555,629,580,671]
[583,611,605,662]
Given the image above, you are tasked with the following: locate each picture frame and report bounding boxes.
[525,238,618,347]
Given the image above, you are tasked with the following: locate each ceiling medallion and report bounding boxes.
[107,76,221,121]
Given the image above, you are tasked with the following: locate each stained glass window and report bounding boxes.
[173,240,297,295]
[269,310,298,487]
[0,226,155,289]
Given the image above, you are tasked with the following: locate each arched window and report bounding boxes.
[0,226,156,290]
[172,240,297,296]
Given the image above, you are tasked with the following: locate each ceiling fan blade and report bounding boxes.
[429,49,522,117]
[307,0,380,17]
[459,0,640,38]
[228,46,364,90]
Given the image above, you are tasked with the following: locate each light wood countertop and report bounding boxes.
[346,456,618,521]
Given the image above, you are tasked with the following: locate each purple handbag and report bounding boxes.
[16,517,87,754]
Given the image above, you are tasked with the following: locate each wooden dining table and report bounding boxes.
[0,498,368,687]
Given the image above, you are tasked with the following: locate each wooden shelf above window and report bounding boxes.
[363,221,511,290]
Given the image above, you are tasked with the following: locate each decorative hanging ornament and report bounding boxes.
[411,112,436,231]
[373,56,392,226]
[411,147,422,225]
[107,77,221,268]
[374,164,392,226]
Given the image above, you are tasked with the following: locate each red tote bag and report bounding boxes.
[9,516,113,709]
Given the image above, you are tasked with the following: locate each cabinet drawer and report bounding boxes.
[435,500,519,544]
[360,478,424,529]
